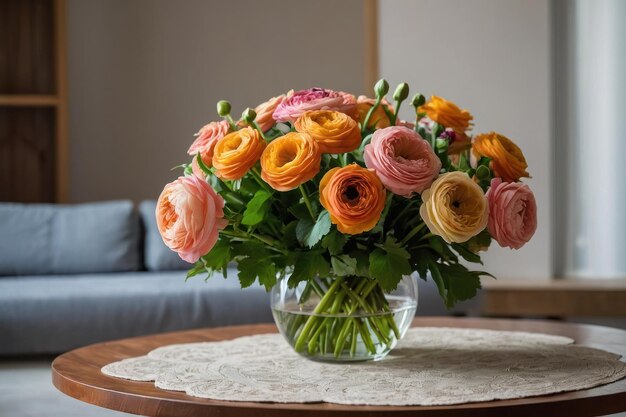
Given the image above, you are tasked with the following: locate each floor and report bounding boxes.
[0,358,131,417]
[1,358,625,417]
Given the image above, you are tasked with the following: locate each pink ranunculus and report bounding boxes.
[485,177,537,249]
[190,155,206,179]
[364,126,441,197]
[272,88,357,123]
[156,176,227,263]
[187,120,230,167]
[254,93,288,132]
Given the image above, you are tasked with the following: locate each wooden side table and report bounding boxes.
[52,317,626,417]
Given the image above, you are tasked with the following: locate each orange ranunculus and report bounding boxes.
[294,110,361,154]
[260,132,321,191]
[356,96,393,130]
[319,164,386,234]
[418,96,473,135]
[472,132,529,182]
[212,127,266,180]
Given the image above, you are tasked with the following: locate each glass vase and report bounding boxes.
[270,274,418,362]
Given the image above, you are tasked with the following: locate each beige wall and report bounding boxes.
[67,0,366,203]
[379,0,552,279]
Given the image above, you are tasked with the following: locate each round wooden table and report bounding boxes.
[52,317,626,417]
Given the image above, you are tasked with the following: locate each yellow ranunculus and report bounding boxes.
[294,110,361,154]
[418,96,473,135]
[212,127,266,180]
[472,132,529,182]
[419,172,488,243]
[260,132,321,191]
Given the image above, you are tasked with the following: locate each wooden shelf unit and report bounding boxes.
[0,94,59,106]
[480,278,626,317]
[0,0,68,203]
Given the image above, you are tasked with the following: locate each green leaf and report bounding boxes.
[322,229,347,255]
[231,241,268,259]
[281,220,299,248]
[237,257,258,288]
[411,248,432,280]
[185,261,208,281]
[438,263,483,305]
[237,254,276,291]
[296,218,313,245]
[331,255,357,277]
[241,190,272,226]
[350,250,370,278]
[296,211,331,248]
[201,239,231,270]
[428,236,458,262]
[369,236,411,291]
[257,262,277,291]
[427,259,448,302]
[289,203,312,220]
[451,243,483,264]
[288,251,330,288]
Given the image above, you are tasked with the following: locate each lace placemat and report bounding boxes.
[101,327,626,406]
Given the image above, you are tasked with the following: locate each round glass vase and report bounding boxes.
[271,274,418,362]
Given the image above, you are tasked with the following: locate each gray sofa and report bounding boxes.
[0,200,471,356]
[0,200,273,355]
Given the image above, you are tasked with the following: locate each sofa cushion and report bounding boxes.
[0,201,140,276]
[0,270,273,354]
[139,200,191,271]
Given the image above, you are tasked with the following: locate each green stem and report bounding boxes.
[298,184,317,221]
[350,321,358,357]
[379,193,394,242]
[309,279,326,298]
[220,229,287,255]
[294,278,343,352]
[361,98,381,134]
[225,115,238,131]
[418,232,435,242]
[391,101,402,125]
[387,200,416,231]
[250,167,273,194]
[252,121,268,141]
[400,222,428,245]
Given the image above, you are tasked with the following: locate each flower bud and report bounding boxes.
[216,100,231,116]
[435,138,448,152]
[476,164,491,180]
[374,78,389,98]
[440,129,457,144]
[393,82,409,102]
[411,94,426,108]
[242,107,257,124]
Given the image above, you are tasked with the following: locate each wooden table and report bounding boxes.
[52,317,626,417]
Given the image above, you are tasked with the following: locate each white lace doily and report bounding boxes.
[101,327,626,406]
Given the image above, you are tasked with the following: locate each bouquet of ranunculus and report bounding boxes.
[157,79,537,361]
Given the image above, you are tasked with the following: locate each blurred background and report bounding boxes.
[1,0,625,416]
[5,0,626,280]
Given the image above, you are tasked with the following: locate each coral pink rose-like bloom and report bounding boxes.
[187,120,230,168]
[254,93,287,132]
[272,88,357,123]
[364,126,441,197]
[156,176,227,263]
[485,177,537,249]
